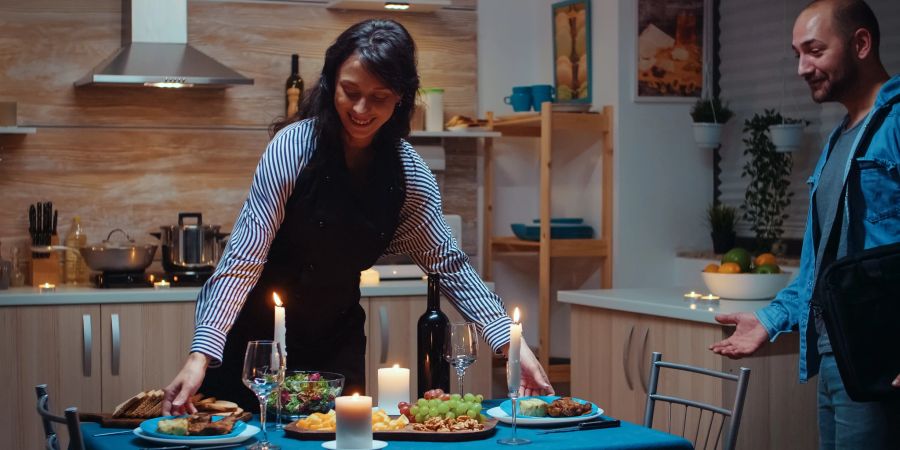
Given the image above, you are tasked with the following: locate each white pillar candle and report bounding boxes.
[377,364,409,415]
[360,268,380,286]
[507,307,522,394]
[335,393,373,450]
[273,293,287,358]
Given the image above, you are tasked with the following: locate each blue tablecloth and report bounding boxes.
[81,400,692,450]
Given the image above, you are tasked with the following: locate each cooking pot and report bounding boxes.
[79,229,157,273]
[153,212,229,273]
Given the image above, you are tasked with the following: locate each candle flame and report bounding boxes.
[352,393,360,399]
[149,274,155,282]
[513,307,520,323]
[273,292,283,307]
[392,363,400,369]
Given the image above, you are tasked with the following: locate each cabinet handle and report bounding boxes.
[639,327,650,394]
[82,314,92,377]
[623,325,634,390]
[111,313,120,376]
[379,306,389,364]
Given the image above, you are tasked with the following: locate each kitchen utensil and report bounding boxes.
[154,212,228,272]
[139,444,243,450]
[536,417,620,434]
[92,430,134,437]
[79,229,157,273]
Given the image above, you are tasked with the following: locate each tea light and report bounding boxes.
[701,294,720,300]
[508,307,522,394]
[38,282,56,293]
[683,291,702,299]
[153,280,170,289]
[335,393,373,450]
[360,268,380,286]
[377,364,409,415]
[690,303,697,310]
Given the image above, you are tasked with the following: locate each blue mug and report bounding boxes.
[504,86,533,112]
[531,85,555,111]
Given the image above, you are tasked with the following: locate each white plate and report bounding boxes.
[486,406,604,426]
[322,440,388,449]
[132,423,259,445]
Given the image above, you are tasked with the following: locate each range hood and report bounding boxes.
[75,0,253,88]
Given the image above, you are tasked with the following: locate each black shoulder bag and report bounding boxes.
[813,106,900,402]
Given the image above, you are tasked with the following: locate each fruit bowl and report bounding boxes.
[268,371,344,419]
[701,271,793,300]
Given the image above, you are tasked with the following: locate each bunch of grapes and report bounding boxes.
[397,388,485,423]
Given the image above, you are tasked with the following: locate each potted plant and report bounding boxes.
[769,115,808,153]
[690,97,734,149]
[741,109,794,250]
[706,202,738,254]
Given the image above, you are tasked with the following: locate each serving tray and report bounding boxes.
[284,418,498,442]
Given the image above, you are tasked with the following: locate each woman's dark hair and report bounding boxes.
[271,19,420,154]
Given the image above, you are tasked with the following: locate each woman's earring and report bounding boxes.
[395,101,402,108]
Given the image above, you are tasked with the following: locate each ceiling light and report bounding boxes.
[384,2,410,10]
[326,0,449,13]
[145,82,194,88]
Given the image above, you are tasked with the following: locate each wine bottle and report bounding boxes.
[285,54,304,117]
[417,273,450,398]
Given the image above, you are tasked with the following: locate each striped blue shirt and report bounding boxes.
[191,119,512,365]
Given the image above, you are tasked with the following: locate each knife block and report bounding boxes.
[31,236,61,286]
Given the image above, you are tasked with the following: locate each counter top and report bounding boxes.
[0,279,481,306]
[558,287,773,325]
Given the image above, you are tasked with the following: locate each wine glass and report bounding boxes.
[242,340,285,450]
[444,322,478,395]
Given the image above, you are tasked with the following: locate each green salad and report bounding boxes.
[269,371,342,415]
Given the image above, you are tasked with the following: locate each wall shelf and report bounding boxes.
[410,130,501,138]
[0,126,36,134]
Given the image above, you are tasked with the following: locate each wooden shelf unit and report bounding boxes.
[482,103,615,381]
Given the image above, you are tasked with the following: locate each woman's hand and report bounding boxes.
[516,339,555,396]
[162,352,210,416]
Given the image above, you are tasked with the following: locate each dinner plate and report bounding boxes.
[139,415,246,440]
[133,423,259,445]
[486,396,603,426]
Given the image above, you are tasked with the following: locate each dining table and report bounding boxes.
[81,399,694,450]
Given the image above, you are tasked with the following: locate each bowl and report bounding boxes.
[701,271,793,300]
[268,371,344,419]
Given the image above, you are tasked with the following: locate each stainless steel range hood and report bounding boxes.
[75,0,253,89]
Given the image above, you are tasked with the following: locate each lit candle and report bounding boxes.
[273,293,287,358]
[508,307,522,394]
[377,364,409,415]
[38,283,56,293]
[153,280,170,289]
[335,393,373,450]
[360,268,380,286]
[701,294,720,301]
[683,291,702,299]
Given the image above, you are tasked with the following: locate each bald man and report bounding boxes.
[709,1,899,448]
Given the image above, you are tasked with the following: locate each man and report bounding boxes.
[710,0,899,448]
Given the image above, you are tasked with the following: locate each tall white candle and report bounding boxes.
[335,393,373,450]
[377,364,410,415]
[508,307,522,394]
[273,293,287,358]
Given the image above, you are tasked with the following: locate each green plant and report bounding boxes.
[740,109,795,244]
[706,202,738,235]
[690,98,734,124]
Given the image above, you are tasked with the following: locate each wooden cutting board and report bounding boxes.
[284,418,498,442]
[79,411,253,429]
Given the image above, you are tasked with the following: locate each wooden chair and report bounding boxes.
[643,352,750,450]
[35,384,85,450]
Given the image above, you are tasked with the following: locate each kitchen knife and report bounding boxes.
[52,209,58,236]
[44,202,51,243]
[29,204,36,257]
[138,443,244,450]
[537,417,621,434]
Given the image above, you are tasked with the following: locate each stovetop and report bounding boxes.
[93,270,212,288]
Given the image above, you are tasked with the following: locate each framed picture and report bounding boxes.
[552,0,591,106]
[635,0,708,102]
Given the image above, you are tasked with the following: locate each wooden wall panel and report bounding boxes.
[0,0,480,268]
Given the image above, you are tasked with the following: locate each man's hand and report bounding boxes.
[893,373,900,388]
[162,352,210,416]
[516,339,555,397]
[709,312,770,359]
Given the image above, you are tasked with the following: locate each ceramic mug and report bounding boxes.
[531,85,555,111]
[504,86,533,112]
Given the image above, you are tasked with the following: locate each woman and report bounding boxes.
[163,19,552,415]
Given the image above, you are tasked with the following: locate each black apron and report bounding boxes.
[200,138,406,411]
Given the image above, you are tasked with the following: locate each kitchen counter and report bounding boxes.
[0,279,491,306]
[558,287,773,325]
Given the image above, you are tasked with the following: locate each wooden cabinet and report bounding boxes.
[571,305,817,449]
[2,301,195,450]
[364,295,493,406]
[483,104,615,380]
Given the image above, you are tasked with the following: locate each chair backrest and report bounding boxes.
[643,352,750,450]
[34,384,85,450]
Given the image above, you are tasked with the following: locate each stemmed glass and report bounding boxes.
[498,344,529,445]
[444,322,478,394]
[242,340,285,450]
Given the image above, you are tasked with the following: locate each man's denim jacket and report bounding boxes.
[755,75,900,382]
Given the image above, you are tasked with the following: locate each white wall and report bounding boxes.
[477,0,710,357]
